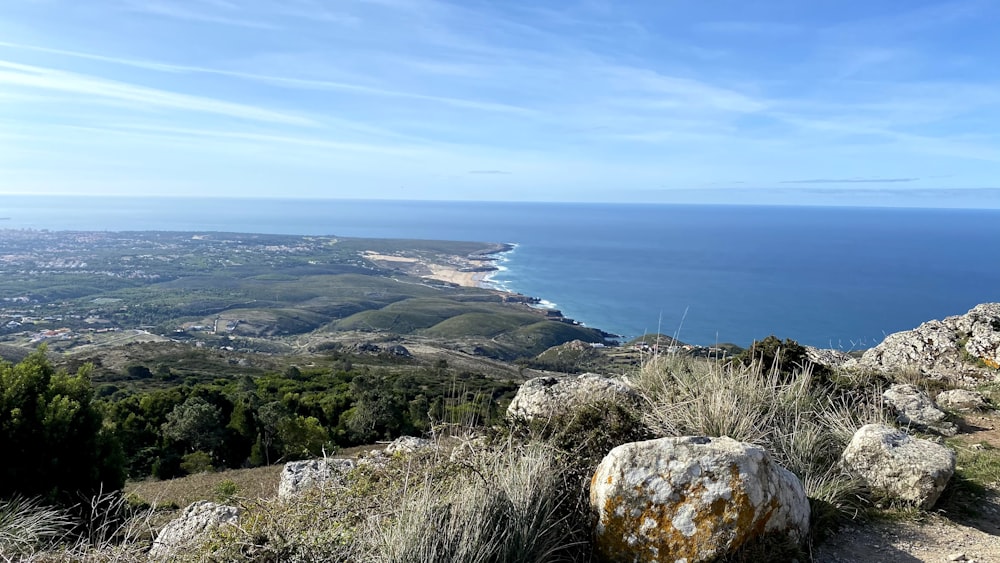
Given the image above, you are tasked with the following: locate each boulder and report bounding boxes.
[277,458,355,498]
[842,424,955,509]
[148,501,239,560]
[936,389,989,412]
[507,373,639,421]
[385,436,435,455]
[590,436,809,563]
[882,383,957,436]
[861,303,1000,378]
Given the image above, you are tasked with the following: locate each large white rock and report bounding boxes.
[936,388,989,412]
[277,458,355,498]
[841,423,955,509]
[507,373,638,421]
[590,436,809,563]
[148,501,238,560]
[883,383,957,436]
[861,303,1000,378]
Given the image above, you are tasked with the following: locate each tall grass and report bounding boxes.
[374,442,583,563]
[634,355,887,518]
[177,438,587,563]
[0,491,155,563]
[0,496,72,562]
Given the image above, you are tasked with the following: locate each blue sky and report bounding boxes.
[1,0,999,206]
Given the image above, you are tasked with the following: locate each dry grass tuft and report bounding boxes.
[634,355,887,522]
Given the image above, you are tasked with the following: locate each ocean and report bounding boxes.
[2,195,999,349]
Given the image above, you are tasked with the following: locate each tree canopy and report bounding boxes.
[0,348,124,502]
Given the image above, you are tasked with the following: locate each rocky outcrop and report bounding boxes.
[590,436,809,563]
[936,389,990,412]
[841,424,955,509]
[385,436,435,455]
[860,304,1000,378]
[507,373,639,421]
[148,501,239,560]
[883,384,957,436]
[278,458,356,498]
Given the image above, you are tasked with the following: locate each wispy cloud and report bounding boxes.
[1,0,998,203]
[696,21,802,35]
[121,0,279,29]
[0,41,534,116]
[0,60,316,126]
[781,177,921,184]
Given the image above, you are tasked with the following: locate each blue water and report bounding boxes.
[2,195,999,348]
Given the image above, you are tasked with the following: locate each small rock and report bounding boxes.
[278,458,355,498]
[947,553,967,562]
[804,346,854,369]
[385,436,435,455]
[148,501,238,560]
[936,389,989,413]
[841,423,956,509]
[357,449,389,468]
[883,384,957,436]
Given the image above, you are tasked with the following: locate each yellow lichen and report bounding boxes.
[594,464,780,563]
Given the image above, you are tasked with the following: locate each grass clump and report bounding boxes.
[936,440,1000,519]
[374,442,583,563]
[184,438,589,563]
[634,355,886,535]
[0,496,72,560]
[0,490,157,562]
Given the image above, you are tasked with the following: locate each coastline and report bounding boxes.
[361,242,514,291]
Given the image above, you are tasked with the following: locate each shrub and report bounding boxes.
[735,335,826,380]
[180,451,214,474]
[214,480,240,504]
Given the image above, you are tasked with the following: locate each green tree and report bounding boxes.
[162,396,224,454]
[278,415,332,459]
[0,348,124,502]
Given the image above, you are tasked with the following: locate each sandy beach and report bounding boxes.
[361,251,497,289]
[422,265,494,288]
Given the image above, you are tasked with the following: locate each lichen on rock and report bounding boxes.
[589,436,809,563]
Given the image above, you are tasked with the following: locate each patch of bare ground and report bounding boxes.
[127,465,283,512]
[815,409,1000,563]
[125,445,384,512]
